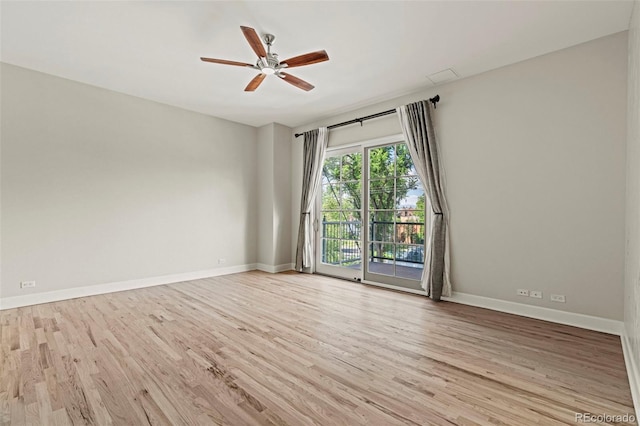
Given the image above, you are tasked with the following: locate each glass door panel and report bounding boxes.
[315,149,363,279]
[364,143,427,290]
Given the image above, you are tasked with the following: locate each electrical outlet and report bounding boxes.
[530,290,543,299]
[218,258,226,264]
[20,281,36,289]
[517,289,529,296]
[550,294,566,303]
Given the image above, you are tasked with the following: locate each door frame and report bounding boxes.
[314,145,365,280]
[314,134,428,294]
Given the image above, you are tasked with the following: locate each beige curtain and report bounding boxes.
[397,101,451,299]
[295,127,328,272]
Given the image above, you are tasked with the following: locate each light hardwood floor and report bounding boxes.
[0,271,635,425]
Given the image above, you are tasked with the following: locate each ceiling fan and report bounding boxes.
[201,26,329,92]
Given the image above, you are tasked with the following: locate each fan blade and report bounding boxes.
[245,73,266,92]
[201,57,254,67]
[240,26,267,58]
[279,72,314,91]
[281,50,329,68]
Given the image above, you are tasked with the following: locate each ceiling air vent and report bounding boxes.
[427,68,458,85]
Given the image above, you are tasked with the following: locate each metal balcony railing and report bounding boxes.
[321,219,425,266]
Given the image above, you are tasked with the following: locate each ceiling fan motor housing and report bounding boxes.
[259,34,280,71]
[259,54,280,70]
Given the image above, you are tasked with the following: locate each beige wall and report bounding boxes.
[625,0,640,378]
[257,123,293,268]
[293,32,628,320]
[257,124,275,266]
[0,63,258,299]
[272,124,293,267]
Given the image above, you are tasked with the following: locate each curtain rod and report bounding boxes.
[294,95,440,138]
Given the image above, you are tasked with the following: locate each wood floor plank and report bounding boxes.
[0,271,635,425]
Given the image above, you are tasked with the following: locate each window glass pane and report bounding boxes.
[369,146,395,179]
[369,243,395,276]
[395,144,417,177]
[369,179,394,210]
[322,157,341,184]
[371,221,394,243]
[369,210,394,243]
[395,223,425,245]
[341,212,361,241]
[396,209,423,223]
[370,242,394,262]
[340,182,361,210]
[319,152,364,272]
[321,215,341,238]
[321,183,340,211]
[395,266,423,280]
[395,177,422,209]
[341,242,361,267]
[340,181,362,210]
[370,210,395,222]
[322,239,340,264]
[349,209,363,222]
[395,244,424,280]
[341,153,362,181]
[396,244,424,264]
[322,210,341,222]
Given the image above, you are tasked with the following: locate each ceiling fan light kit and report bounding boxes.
[201,26,329,92]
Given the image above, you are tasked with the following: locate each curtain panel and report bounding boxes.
[295,127,328,272]
[397,101,452,299]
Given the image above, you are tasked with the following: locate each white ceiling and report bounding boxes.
[1,1,634,128]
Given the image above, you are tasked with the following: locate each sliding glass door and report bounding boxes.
[315,147,364,280]
[315,139,427,291]
[364,143,427,290]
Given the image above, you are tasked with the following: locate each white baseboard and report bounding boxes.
[621,334,640,421]
[442,292,624,335]
[256,263,294,273]
[0,263,257,310]
[0,266,623,337]
[356,282,622,336]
